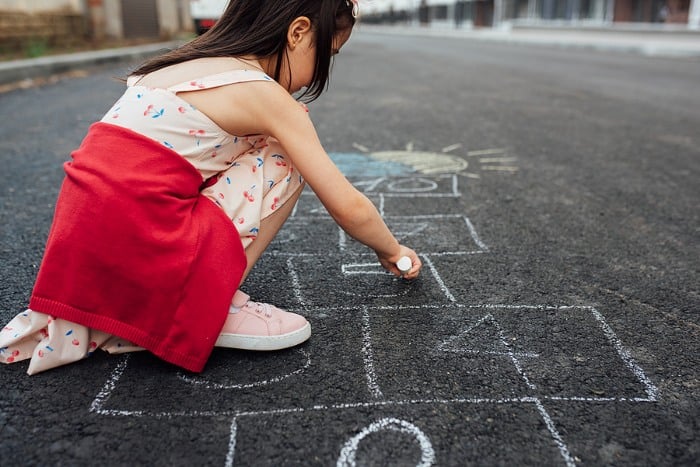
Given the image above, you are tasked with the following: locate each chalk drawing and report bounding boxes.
[86,162,657,467]
[534,399,575,467]
[176,349,311,389]
[437,314,540,359]
[330,143,518,179]
[361,305,383,399]
[421,255,456,302]
[337,418,436,467]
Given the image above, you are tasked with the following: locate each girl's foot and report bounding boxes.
[215,290,310,350]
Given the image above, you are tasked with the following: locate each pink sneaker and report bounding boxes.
[215,290,311,351]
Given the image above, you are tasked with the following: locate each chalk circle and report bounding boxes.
[176,348,310,389]
[386,178,439,193]
[337,417,436,467]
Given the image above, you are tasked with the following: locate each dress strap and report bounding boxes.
[166,69,273,93]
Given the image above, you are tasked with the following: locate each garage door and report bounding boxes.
[121,0,159,39]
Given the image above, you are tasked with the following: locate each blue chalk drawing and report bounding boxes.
[328,152,414,177]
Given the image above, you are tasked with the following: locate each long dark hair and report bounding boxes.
[131,0,355,101]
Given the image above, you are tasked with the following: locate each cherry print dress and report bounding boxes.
[0,69,305,374]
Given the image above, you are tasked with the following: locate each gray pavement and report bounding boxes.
[1,28,699,466]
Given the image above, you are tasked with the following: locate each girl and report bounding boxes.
[0,0,421,375]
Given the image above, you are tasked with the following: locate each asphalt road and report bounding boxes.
[1,31,698,466]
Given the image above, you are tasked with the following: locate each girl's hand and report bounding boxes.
[378,245,422,280]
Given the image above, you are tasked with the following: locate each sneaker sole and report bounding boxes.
[214,322,311,351]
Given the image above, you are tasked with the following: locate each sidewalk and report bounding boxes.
[1,26,698,88]
[359,23,700,57]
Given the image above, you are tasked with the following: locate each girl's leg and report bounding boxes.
[239,184,304,284]
[200,139,310,350]
[215,184,310,351]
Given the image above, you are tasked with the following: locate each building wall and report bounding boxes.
[90,0,193,40]
[0,0,82,13]
[375,0,699,26]
[0,0,85,51]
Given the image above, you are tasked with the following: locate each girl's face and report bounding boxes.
[286,26,352,94]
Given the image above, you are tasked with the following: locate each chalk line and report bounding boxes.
[467,148,507,157]
[591,308,660,401]
[287,256,307,307]
[177,349,311,389]
[361,306,383,399]
[90,353,130,415]
[91,392,656,419]
[491,317,537,390]
[225,418,238,467]
[421,255,456,302]
[534,399,576,467]
[437,314,492,353]
[463,216,489,251]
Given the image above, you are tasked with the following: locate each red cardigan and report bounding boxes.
[29,123,246,372]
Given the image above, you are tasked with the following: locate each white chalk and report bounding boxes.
[396,256,412,274]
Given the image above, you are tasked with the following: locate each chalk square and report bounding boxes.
[91,310,375,415]
[367,307,535,400]
[267,217,340,253]
[340,215,486,255]
[380,195,467,216]
[488,306,654,400]
[230,403,566,466]
[287,254,452,308]
[296,188,465,217]
[368,306,653,401]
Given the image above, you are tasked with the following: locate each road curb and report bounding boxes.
[356,25,700,57]
[0,41,182,86]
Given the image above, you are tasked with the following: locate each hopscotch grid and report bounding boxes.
[88,305,658,418]
[87,171,657,466]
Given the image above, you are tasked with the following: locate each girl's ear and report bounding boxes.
[287,16,313,50]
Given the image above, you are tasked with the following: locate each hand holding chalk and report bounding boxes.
[396,256,412,275]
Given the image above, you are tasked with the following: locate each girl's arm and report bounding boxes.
[254,85,422,278]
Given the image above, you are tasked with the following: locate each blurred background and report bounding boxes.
[0,0,698,59]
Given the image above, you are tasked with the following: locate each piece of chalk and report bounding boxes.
[396,256,412,274]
